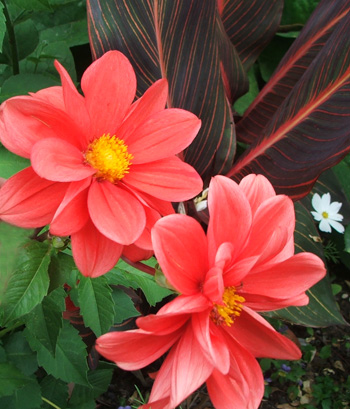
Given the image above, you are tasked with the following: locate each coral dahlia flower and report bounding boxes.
[96,175,326,409]
[0,51,203,277]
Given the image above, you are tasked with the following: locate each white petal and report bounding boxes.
[319,219,332,233]
[329,213,344,222]
[321,193,331,208]
[328,219,345,234]
[328,201,342,214]
[311,211,323,221]
[311,193,323,213]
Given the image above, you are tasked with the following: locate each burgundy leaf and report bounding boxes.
[87,0,239,180]
[218,0,284,71]
[226,10,350,200]
[236,0,350,144]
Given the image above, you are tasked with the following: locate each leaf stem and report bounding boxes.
[121,256,156,276]
[1,0,19,75]
[41,397,62,409]
[0,321,22,338]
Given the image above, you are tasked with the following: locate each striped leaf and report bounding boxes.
[87,0,240,179]
[227,9,350,200]
[267,201,346,327]
[236,0,350,143]
[218,0,284,71]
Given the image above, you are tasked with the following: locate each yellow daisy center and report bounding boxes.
[210,286,245,327]
[85,133,133,183]
[322,211,329,219]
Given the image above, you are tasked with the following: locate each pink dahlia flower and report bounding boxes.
[0,51,203,277]
[96,174,326,409]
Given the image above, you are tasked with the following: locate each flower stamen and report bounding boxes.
[85,133,133,183]
[210,286,245,327]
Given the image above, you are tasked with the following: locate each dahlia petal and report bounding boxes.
[223,255,259,287]
[192,312,230,373]
[95,328,182,371]
[155,293,210,316]
[239,174,276,216]
[1,97,86,156]
[151,214,208,294]
[241,292,309,311]
[136,313,189,335]
[54,60,90,140]
[132,190,175,216]
[139,398,171,409]
[122,244,153,262]
[207,175,252,264]
[117,79,168,140]
[50,179,91,236]
[88,181,146,245]
[203,266,224,303]
[123,156,203,201]
[226,307,302,360]
[31,86,65,110]
[0,167,68,228]
[169,325,213,408]
[132,206,160,250]
[71,219,123,278]
[126,109,201,163]
[207,336,264,409]
[241,253,326,300]
[81,51,136,137]
[31,138,94,182]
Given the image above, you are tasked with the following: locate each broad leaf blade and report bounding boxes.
[87,0,236,179]
[228,10,350,200]
[78,275,115,337]
[2,241,52,325]
[267,201,346,326]
[219,0,284,71]
[237,0,350,143]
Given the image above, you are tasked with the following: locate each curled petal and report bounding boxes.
[0,167,68,228]
[71,219,123,278]
[152,214,208,295]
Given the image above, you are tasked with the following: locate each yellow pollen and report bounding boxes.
[85,134,133,183]
[210,286,245,327]
[322,211,329,219]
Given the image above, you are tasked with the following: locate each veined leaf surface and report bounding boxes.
[227,10,350,200]
[237,0,350,143]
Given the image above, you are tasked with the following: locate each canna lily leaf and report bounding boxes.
[218,0,284,71]
[227,8,350,200]
[236,0,350,143]
[87,0,238,179]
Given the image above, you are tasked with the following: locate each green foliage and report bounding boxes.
[112,287,141,324]
[281,0,321,25]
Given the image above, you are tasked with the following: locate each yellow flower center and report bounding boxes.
[85,134,133,183]
[210,286,245,327]
[322,211,329,219]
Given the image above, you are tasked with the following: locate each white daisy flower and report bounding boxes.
[311,193,344,234]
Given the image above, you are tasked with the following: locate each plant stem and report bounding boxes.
[41,397,62,409]
[0,321,23,338]
[1,0,19,75]
[122,256,156,276]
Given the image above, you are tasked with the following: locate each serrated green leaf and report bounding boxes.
[267,202,346,326]
[4,332,37,376]
[112,287,140,324]
[106,259,173,306]
[2,241,52,325]
[13,377,42,409]
[49,252,76,292]
[40,375,68,409]
[23,287,66,355]
[25,320,89,386]
[69,367,113,406]
[78,275,114,337]
[0,147,30,177]
[0,363,31,397]
[11,0,51,11]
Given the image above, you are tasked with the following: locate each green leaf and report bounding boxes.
[11,0,51,11]
[0,73,59,102]
[69,367,113,406]
[107,259,173,306]
[234,67,260,116]
[332,154,350,202]
[4,332,38,376]
[25,320,89,386]
[345,225,350,253]
[267,202,346,326]
[40,18,88,48]
[40,375,68,409]
[0,363,31,397]
[0,147,30,178]
[23,287,66,355]
[78,275,115,337]
[2,241,52,325]
[13,377,42,409]
[0,3,6,52]
[112,287,140,324]
[281,0,321,25]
